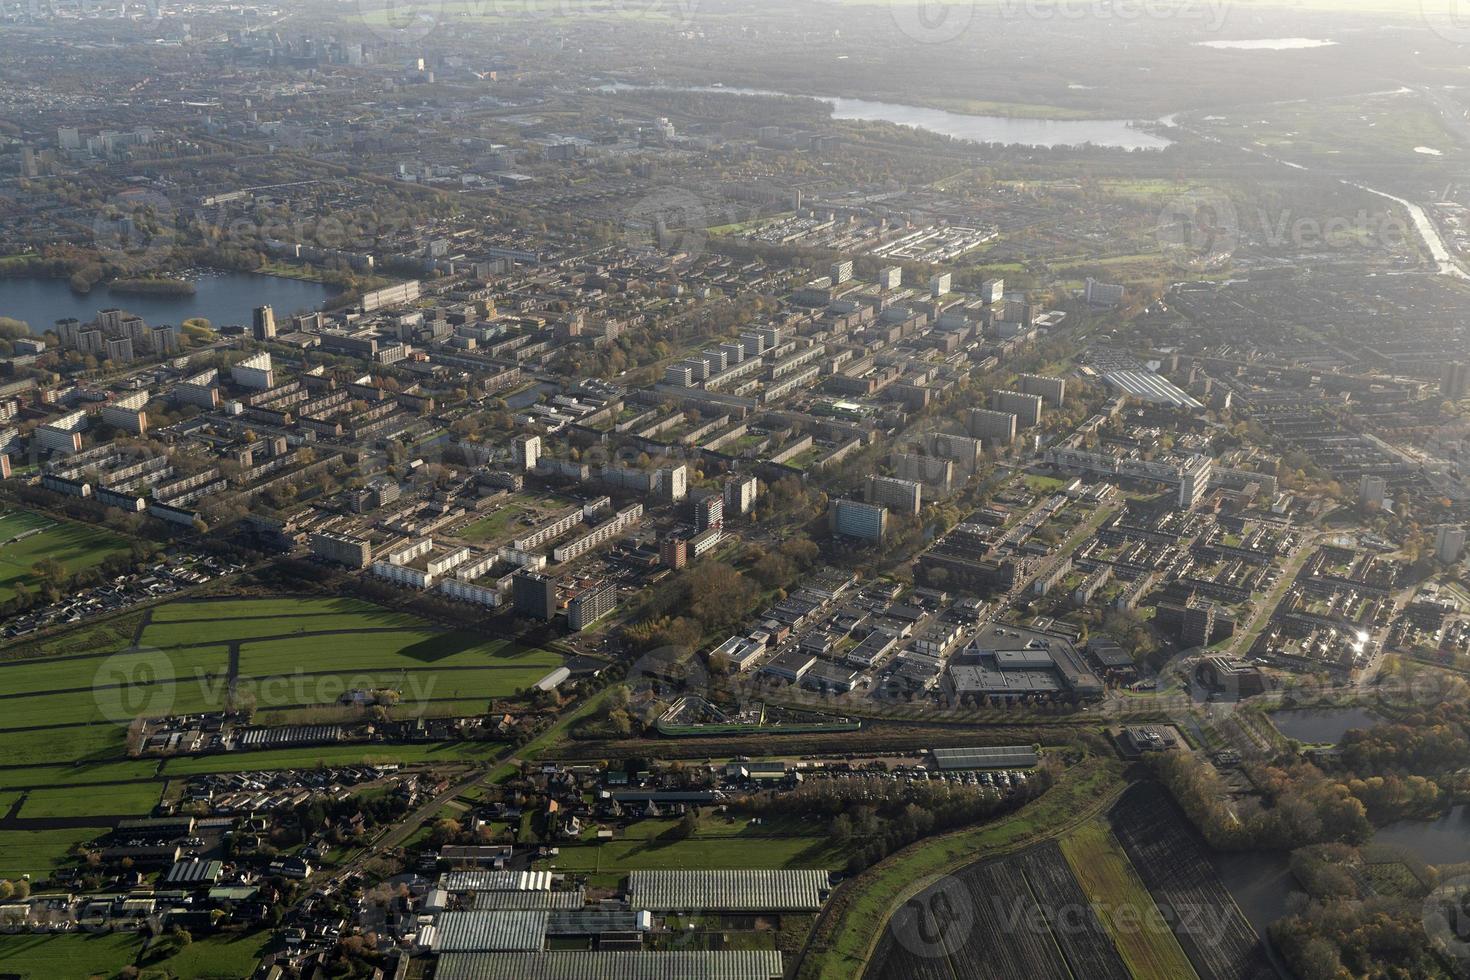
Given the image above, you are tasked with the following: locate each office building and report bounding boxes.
[1017,373,1066,407]
[967,408,1017,445]
[512,571,557,621]
[1436,525,1467,563]
[567,583,618,631]
[252,305,276,341]
[512,435,541,472]
[1358,474,1387,509]
[695,493,724,532]
[231,352,275,390]
[659,536,688,570]
[1443,362,1470,400]
[829,499,888,543]
[724,475,758,516]
[36,410,87,455]
[100,391,149,435]
[867,475,922,515]
[311,531,373,569]
[992,390,1043,428]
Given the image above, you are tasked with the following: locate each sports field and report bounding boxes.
[0,594,561,881]
[0,509,131,602]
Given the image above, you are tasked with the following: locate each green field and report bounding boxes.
[139,613,420,648]
[0,510,131,603]
[0,827,110,880]
[1060,819,1199,980]
[148,597,383,621]
[137,930,274,979]
[539,814,849,887]
[0,932,140,980]
[460,503,535,543]
[0,594,557,882]
[18,781,163,819]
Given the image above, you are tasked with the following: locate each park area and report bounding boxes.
[0,508,131,602]
[0,593,562,881]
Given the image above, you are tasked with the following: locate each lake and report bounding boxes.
[1374,805,1470,865]
[1269,706,1381,744]
[599,82,1172,150]
[0,270,341,334]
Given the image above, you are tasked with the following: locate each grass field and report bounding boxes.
[460,503,535,543]
[1060,819,1199,980]
[148,597,383,621]
[0,827,109,880]
[18,781,163,819]
[539,814,849,887]
[137,930,274,979]
[0,510,131,604]
[0,593,555,882]
[0,932,140,980]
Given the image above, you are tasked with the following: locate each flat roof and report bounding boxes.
[627,870,828,912]
[930,746,1039,770]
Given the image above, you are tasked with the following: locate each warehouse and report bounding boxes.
[627,869,830,912]
[929,745,1040,770]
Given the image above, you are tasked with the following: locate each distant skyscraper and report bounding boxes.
[1442,362,1470,400]
[1358,475,1387,509]
[252,305,276,341]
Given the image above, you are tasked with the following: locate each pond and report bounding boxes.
[1374,805,1470,865]
[0,270,341,334]
[1269,706,1381,744]
[599,82,1172,150]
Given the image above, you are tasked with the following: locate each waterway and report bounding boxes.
[0,269,341,333]
[599,82,1172,150]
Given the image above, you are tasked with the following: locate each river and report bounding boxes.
[599,83,1172,150]
[0,270,341,334]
